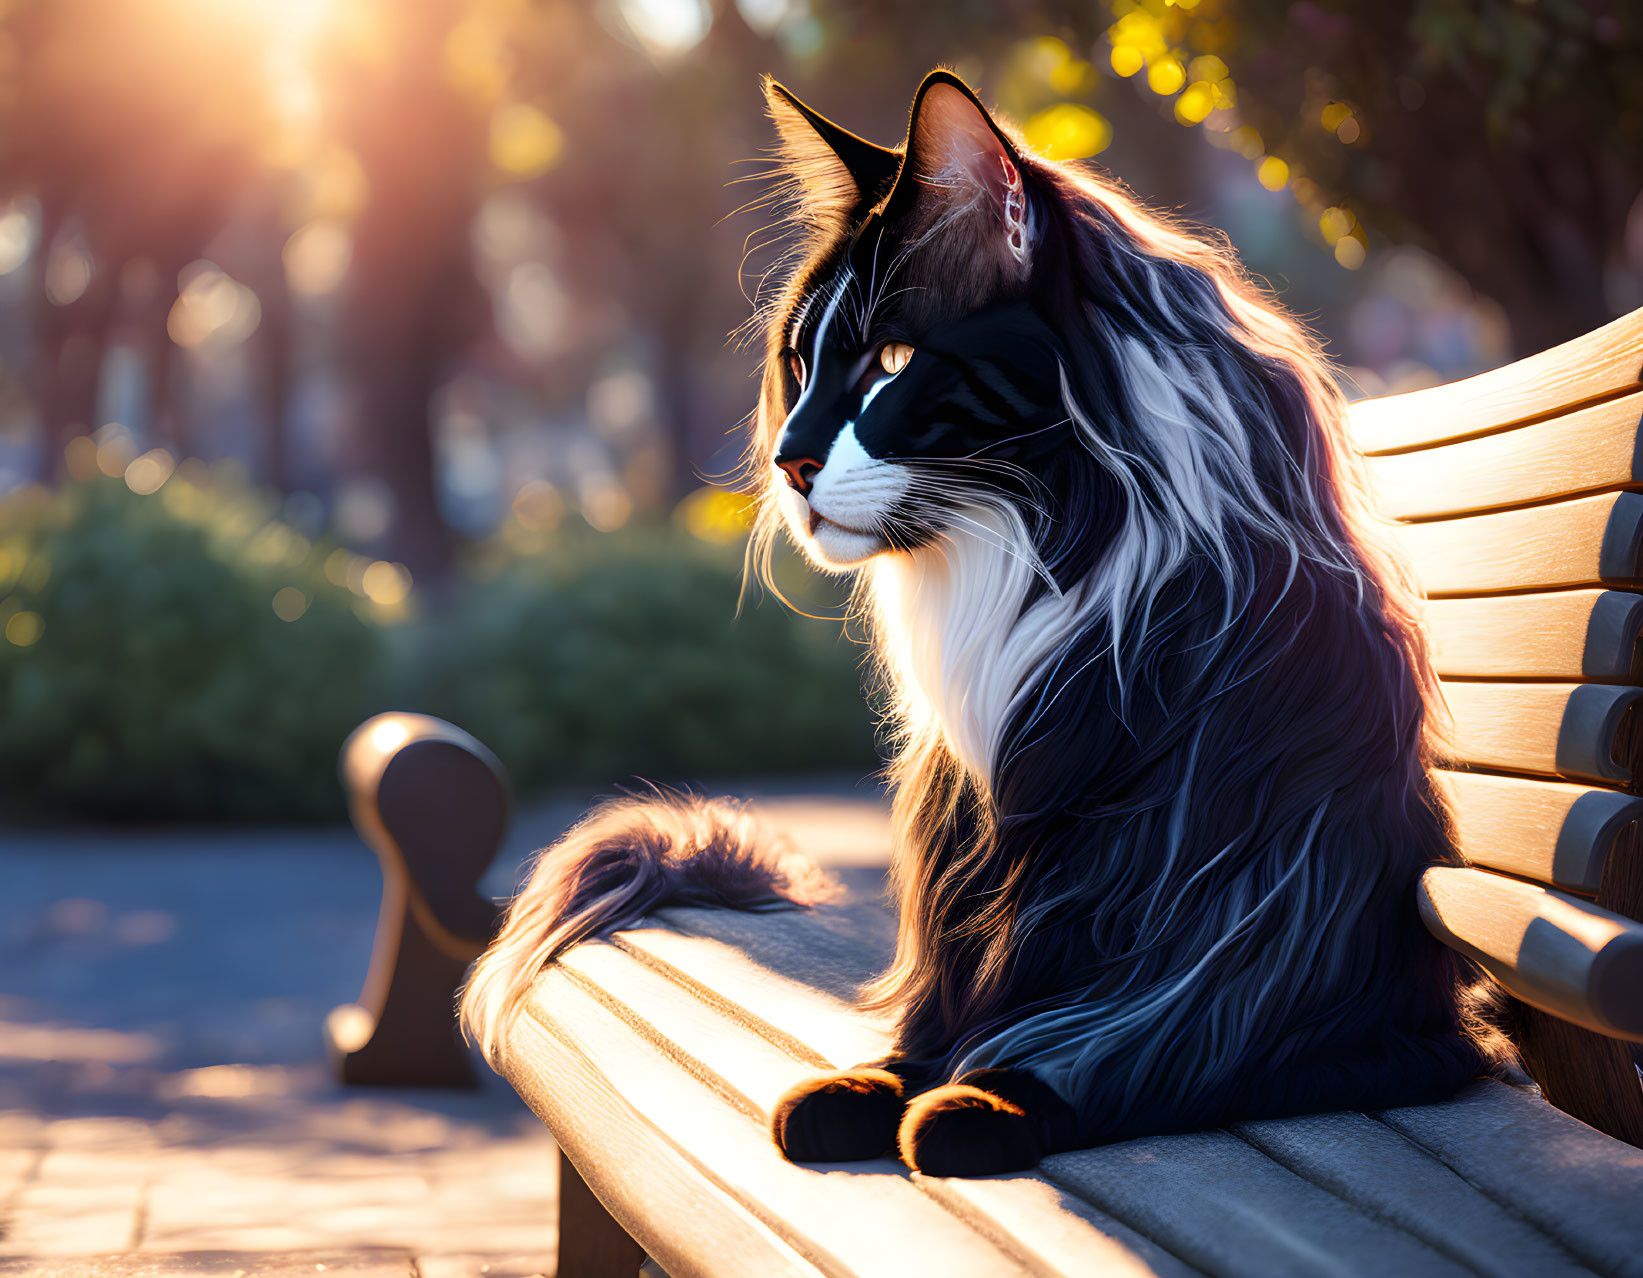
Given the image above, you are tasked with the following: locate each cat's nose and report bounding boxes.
[776,455,823,496]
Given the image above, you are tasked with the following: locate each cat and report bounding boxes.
[462,70,1512,1178]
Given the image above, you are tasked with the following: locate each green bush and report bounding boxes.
[0,475,878,821]
[0,473,388,820]
[410,532,878,794]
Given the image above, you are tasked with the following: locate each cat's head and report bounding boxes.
[749,71,1377,620]
[752,71,1079,572]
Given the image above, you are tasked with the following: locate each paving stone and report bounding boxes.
[0,1205,138,1256]
[414,1253,554,1278]
[0,1248,416,1275]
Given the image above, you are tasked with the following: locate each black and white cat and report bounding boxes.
[464,71,1511,1177]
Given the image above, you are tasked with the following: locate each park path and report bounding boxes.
[0,784,890,1277]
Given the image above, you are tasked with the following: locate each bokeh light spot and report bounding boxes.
[513,479,565,531]
[1256,156,1290,191]
[1147,58,1186,96]
[283,221,353,297]
[168,263,261,350]
[1174,82,1216,125]
[5,610,42,647]
[361,561,412,606]
[1023,104,1113,160]
[1110,45,1144,78]
[272,586,309,622]
[676,487,754,545]
[124,449,176,496]
[489,104,564,180]
[1334,237,1367,269]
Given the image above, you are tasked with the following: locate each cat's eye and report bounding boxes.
[787,352,806,387]
[879,343,914,376]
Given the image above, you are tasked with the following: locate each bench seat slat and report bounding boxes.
[1434,769,1642,894]
[555,926,1194,1277]
[1366,390,1643,521]
[1040,1131,1469,1277]
[517,965,1041,1278]
[1417,865,1643,1041]
[502,988,831,1278]
[1228,1110,1589,1278]
[622,915,895,1070]
[611,919,1196,1276]
[1376,1080,1643,1278]
[1349,307,1643,455]
[1392,491,1643,596]
[1439,680,1641,785]
[1423,589,1643,681]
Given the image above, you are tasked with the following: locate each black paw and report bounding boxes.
[771,1068,906,1163]
[898,1083,1044,1175]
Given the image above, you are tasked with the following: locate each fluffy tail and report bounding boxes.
[460,792,835,1064]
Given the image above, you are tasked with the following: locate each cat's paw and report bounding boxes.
[897,1068,1070,1176]
[897,1083,1043,1175]
[771,1068,906,1163]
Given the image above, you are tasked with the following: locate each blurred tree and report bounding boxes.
[0,0,287,475]
[319,0,493,581]
[1091,0,1643,355]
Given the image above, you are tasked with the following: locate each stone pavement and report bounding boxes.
[0,782,890,1278]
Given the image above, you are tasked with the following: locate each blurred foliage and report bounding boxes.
[0,469,385,820]
[0,465,875,822]
[411,531,875,796]
[1086,0,1642,351]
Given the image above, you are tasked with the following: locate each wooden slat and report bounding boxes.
[609,923,1190,1277]
[1376,1081,1643,1278]
[1438,680,1642,785]
[615,928,894,1071]
[1366,389,1643,520]
[514,964,1038,1278]
[1349,306,1643,454]
[501,995,828,1278]
[1418,865,1643,1042]
[1423,589,1643,680]
[1230,1110,1589,1278]
[1040,1131,1468,1276]
[1434,770,1643,894]
[1393,491,1643,596]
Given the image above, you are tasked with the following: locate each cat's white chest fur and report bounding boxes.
[870,504,1091,786]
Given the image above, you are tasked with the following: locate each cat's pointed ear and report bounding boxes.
[890,71,1034,268]
[764,78,901,230]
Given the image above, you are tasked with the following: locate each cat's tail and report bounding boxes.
[460,792,835,1064]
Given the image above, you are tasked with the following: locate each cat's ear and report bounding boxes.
[764,78,901,231]
[891,71,1034,268]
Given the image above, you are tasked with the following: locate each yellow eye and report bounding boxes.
[879,342,914,376]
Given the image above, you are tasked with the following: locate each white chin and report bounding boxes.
[806,520,887,568]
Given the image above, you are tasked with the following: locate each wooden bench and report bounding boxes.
[335,310,1643,1276]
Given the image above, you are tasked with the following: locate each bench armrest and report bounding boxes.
[1419,865,1643,1042]
[326,712,509,1086]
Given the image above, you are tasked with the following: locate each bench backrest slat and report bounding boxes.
[1391,491,1643,596]
[1418,867,1643,1041]
[1366,390,1643,521]
[1433,770,1642,894]
[1439,681,1643,787]
[1349,308,1643,454]
[1424,590,1643,681]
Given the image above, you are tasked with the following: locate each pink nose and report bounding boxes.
[777,456,822,496]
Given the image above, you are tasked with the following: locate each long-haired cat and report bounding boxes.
[463,70,1511,1177]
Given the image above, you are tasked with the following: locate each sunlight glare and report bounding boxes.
[620,0,711,56]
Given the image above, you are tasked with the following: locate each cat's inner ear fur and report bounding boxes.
[902,77,1033,270]
[764,78,900,234]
